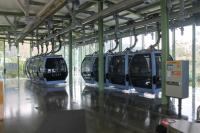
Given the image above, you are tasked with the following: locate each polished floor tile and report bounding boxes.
[1,78,200,133]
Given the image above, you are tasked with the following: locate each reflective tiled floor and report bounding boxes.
[1,78,200,133]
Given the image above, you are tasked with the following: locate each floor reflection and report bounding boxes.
[3,78,200,133]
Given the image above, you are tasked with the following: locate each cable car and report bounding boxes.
[129,49,173,93]
[81,54,98,85]
[106,51,133,89]
[81,53,109,85]
[25,55,68,84]
[129,49,161,93]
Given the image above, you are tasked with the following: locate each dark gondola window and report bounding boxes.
[81,57,93,80]
[109,56,126,85]
[45,58,68,81]
[92,57,106,82]
[129,54,152,89]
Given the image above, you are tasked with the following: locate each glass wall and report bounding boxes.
[143,32,156,49]
[19,42,31,78]
[122,35,144,51]
[174,26,192,85]
[4,41,18,88]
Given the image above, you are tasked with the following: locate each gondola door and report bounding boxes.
[108,55,126,86]
[129,53,152,90]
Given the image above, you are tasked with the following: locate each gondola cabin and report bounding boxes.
[25,55,68,84]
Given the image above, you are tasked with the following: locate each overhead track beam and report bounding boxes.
[37,0,200,46]
[104,0,143,18]
[14,0,67,43]
[16,0,27,15]
[38,0,144,45]
[0,11,67,19]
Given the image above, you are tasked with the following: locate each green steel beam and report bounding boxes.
[0,11,66,18]
[192,24,196,89]
[69,22,73,97]
[98,0,104,107]
[161,0,169,105]
[172,28,176,59]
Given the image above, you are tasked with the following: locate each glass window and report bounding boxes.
[175,26,192,85]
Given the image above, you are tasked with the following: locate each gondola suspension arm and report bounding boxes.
[149,22,161,49]
[125,28,138,51]
[108,14,120,53]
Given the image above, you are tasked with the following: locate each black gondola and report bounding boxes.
[81,53,107,84]
[25,55,68,84]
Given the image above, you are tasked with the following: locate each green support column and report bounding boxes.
[130,36,132,47]
[161,0,169,105]
[69,28,73,98]
[79,46,82,69]
[119,38,122,52]
[17,43,20,88]
[84,45,86,56]
[192,24,196,89]
[98,0,104,107]
[3,40,6,83]
[64,44,66,60]
[172,28,176,59]
[30,41,32,57]
[89,44,92,54]
[155,32,159,49]
[142,35,144,49]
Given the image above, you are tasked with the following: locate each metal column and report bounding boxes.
[161,0,169,105]
[69,27,73,98]
[98,0,104,107]
[172,29,176,59]
[119,38,122,52]
[192,24,196,89]
[130,36,132,47]
[3,40,6,82]
[63,44,66,60]
[142,35,144,49]
[30,41,32,57]
[17,43,20,88]
[155,32,159,49]
[192,24,196,121]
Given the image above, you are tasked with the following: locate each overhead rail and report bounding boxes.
[14,0,67,43]
[108,13,120,53]
[124,28,138,51]
[37,0,144,46]
[2,4,200,43]
[75,6,200,45]
[38,4,200,47]
[149,22,161,49]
